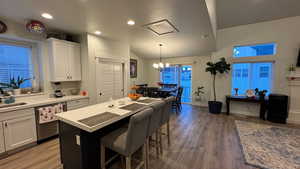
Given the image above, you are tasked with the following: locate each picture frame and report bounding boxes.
[130,59,137,78]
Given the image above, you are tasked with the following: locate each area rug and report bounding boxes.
[235,120,300,169]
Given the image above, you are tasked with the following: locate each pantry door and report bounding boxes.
[96,61,124,103]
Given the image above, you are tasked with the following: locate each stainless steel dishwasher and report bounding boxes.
[35,102,67,142]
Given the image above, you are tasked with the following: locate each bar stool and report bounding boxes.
[101,108,153,169]
[161,96,175,148]
[147,101,165,159]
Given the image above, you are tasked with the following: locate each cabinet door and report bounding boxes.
[0,123,5,153]
[68,44,81,81]
[3,115,37,151]
[51,41,69,81]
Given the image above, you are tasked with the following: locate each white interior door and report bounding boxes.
[96,62,114,103]
[113,63,124,99]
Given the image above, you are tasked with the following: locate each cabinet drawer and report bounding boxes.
[0,108,35,121]
[67,98,89,110]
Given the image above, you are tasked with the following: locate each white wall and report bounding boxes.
[80,33,130,105]
[0,18,80,96]
[129,52,148,87]
[213,16,300,120]
[146,56,212,106]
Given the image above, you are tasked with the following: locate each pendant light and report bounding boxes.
[153,44,170,70]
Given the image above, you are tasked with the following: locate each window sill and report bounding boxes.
[13,92,45,98]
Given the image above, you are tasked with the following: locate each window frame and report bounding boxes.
[230,42,277,95]
[0,38,41,92]
[232,42,277,58]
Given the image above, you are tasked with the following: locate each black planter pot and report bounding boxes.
[208,101,223,114]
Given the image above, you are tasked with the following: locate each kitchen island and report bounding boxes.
[56,97,160,169]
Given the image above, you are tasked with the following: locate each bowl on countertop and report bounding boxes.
[128,93,142,101]
[70,89,80,95]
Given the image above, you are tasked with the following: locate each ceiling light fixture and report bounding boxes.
[153,44,170,71]
[41,13,53,19]
[127,20,135,26]
[95,31,102,35]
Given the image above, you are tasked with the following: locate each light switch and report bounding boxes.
[75,135,80,145]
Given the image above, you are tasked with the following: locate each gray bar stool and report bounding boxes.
[147,101,165,159]
[161,96,175,146]
[101,108,153,169]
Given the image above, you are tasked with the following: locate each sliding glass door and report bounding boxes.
[160,65,192,103]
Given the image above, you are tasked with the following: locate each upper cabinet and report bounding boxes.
[48,38,82,82]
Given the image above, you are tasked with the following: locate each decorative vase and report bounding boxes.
[13,89,21,95]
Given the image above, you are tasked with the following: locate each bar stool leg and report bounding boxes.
[126,156,132,169]
[146,138,150,169]
[101,144,106,169]
[167,122,171,146]
[159,128,163,155]
[155,132,159,158]
[143,143,148,169]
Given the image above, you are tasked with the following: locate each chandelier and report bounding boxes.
[153,44,170,70]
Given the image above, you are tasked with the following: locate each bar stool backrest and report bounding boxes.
[147,101,165,137]
[161,96,175,125]
[126,108,153,155]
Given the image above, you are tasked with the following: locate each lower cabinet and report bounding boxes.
[3,115,37,151]
[0,124,5,154]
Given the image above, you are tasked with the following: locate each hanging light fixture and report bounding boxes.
[153,44,170,70]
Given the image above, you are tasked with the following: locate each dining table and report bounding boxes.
[55,97,162,169]
[157,87,178,98]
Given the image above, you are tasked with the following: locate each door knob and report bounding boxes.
[99,93,102,96]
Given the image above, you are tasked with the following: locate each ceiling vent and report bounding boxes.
[143,19,179,36]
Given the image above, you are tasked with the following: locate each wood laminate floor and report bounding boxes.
[1,104,297,169]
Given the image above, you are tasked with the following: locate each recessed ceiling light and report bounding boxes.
[95,31,102,35]
[41,13,53,19]
[127,20,135,26]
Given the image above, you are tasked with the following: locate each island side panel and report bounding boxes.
[59,121,82,169]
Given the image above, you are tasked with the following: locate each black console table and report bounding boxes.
[226,95,268,120]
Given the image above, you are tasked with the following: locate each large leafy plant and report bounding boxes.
[0,76,31,89]
[206,57,231,101]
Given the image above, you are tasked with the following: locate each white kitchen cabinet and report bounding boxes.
[3,114,37,151]
[48,38,82,82]
[0,123,5,154]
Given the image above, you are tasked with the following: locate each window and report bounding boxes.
[0,43,33,88]
[233,43,276,57]
[160,65,192,103]
[232,62,273,95]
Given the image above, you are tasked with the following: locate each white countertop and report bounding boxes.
[0,95,89,113]
[56,97,161,133]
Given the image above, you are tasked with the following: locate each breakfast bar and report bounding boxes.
[56,97,160,169]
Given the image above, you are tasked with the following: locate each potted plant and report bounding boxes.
[206,57,231,114]
[194,86,204,101]
[0,76,31,95]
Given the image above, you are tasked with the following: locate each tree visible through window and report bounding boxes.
[0,43,33,88]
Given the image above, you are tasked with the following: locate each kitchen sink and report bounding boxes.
[0,102,27,109]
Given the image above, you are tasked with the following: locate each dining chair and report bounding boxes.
[101,108,153,169]
[171,87,183,113]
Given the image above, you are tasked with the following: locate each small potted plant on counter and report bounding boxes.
[0,76,31,95]
[206,57,231,114]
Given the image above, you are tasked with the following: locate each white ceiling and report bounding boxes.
[0,0,216,58]
[217,0,300,29]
